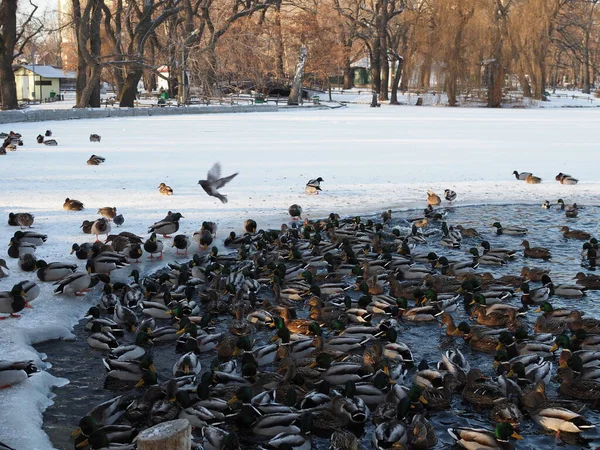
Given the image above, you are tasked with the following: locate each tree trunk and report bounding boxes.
[120,68,143,107]
[288,45,307,105]
[371,39,381,94]
[582,32,591,94]
[389,57,403,105]
[343,56,353,89]
[0,0,19,109]
[274,0,284,78]
[378,17,389,101]
[88,0,102,108]
[487,61,504,108]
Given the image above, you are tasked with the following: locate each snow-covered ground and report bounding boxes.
[1,104,600,449]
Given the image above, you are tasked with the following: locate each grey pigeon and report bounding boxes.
[198,163,238,204]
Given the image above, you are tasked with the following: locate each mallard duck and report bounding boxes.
[89,134,101,142]
[0,259,9,278]
[573,272,600,289]
[568,310,600,334]
[54,272,109,296]
[200,425,238,450]
[464,329,500,353]
[520,266,549,282]
[448,423,522,449]
[0,360,38,389]
[97,207,117,221]
[0,285,30,318]
[518,282,550,305]
[18,253,37,272]
[331,430,363,450]
[426,190,441,206]
[36,260,77,282]
[521,240,551,260]
[87,251,128,274]
[409,413,438,449]
[469,248,506,266]
[305,177,323,195]
[172,352,201,376]
[512,171,532,180]
[541,274,585,298]
[372,420,407,450]
[71,243,93,260]
[87,154,105,165]
[560,226,590,240]
[491,222,527,236]
[172,234,190,255]
[556,172,578,185]
[43,139,58,146]
[122,243,143,262]
[558,367,600,401]
[17,280,40,302]
[158,183,173,195]
[244,219,257,233]
[289,204,303,220]
[192,229,212,250]
[64,198,85,211]
[267,432,311,450]
[525,174,542,184]
[436,257,477,276]
[12,230,46,246]
[148,212,183,238]
[557,199,578,217]
[490,401,523,427]
[143,233,163,260]
[480,241,516,259]
[7,238,35,259]
[8,212,34,228]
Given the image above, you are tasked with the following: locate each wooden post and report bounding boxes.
[137,419,191,450]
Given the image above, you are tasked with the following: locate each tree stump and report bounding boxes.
[137,419,191,450]
[415,97,423,106]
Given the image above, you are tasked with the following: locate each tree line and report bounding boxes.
[0,0,598,109]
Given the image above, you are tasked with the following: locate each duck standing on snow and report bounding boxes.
[64,198,85,211]
[89,134,101,142]
[43,139,58,146]
[0,259,9,278]
[427,190,441,206]
[172,235,190,255]
[198,162,238,204]
[555,173,578,185]
[513,170,532,180]
[288,204,303,220]
[53,272,110,296]
[444,189,456,202]
[87,155,105,165]
[305,177,324,195]
[36,135,44,144]
[158,183,173,195]
[148,212,183,238]
[526,174,542,184]
[143,233,163,259]
[98,207,117,221]
[8,212,34,228]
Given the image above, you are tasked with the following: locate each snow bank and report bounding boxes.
[0,104,599,449]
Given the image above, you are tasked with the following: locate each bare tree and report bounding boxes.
[0,0,42,109]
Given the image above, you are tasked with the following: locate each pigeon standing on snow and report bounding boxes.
[305,177,324,195]
[198,163,238,204]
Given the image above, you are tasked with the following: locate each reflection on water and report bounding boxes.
[39,204,600,449]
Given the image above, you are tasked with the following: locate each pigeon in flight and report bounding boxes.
[198,163,238,204]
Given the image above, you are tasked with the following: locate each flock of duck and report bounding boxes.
[0,134,599,450]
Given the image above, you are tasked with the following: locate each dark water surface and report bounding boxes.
[39,204,600,449]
